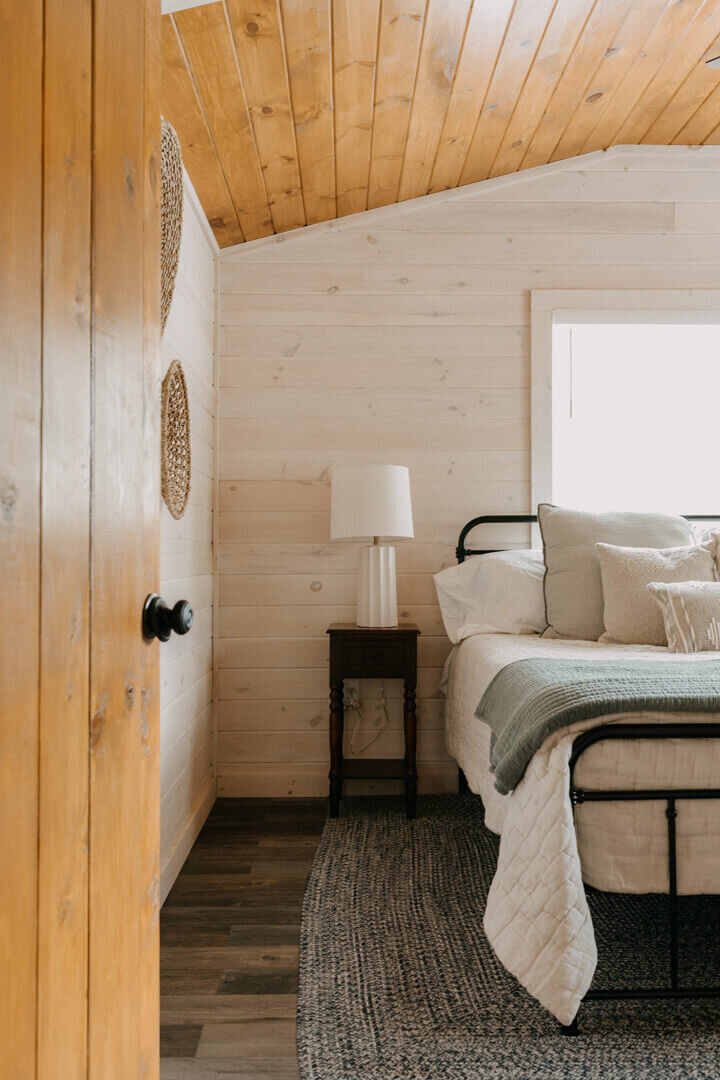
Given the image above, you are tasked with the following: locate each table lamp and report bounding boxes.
[330,465,414,628]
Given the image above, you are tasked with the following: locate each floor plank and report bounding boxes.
[160,946,300,971]
[161,1059,300,1079]
[195,1020,297,1058]
[160,995,298,1024]
[160,797,326,1077]
[160,1025,204,1058]
[216,972,299,996]
[227,925,301,946]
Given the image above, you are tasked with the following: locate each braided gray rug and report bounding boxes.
[298,795,720,1080]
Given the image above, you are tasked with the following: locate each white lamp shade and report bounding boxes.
[330,465,414,541]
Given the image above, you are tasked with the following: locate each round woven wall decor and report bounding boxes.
[161,359,191,520]
[161,117,183,335]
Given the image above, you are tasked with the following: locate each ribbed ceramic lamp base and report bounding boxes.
[357,544,397,628]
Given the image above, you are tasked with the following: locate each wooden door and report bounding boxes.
[0,0,161,1076]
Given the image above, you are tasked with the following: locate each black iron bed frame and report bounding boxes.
[456,513,720,1034]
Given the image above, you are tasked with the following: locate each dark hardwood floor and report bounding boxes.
[160,797,327,1079]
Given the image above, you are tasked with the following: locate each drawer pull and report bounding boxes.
[368,650,379,661]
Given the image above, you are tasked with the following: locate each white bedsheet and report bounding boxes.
[443,633,720,1024]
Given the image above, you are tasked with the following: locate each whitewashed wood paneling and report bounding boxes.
[160,174,217,900]
[217,145,720,798]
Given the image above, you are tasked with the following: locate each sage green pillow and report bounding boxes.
[538,504,693,641]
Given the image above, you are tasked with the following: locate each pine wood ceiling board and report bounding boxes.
[575,0,707,152]
[280,0,336,224]
[397,0,474,202]
[225,0,305,232]
[174,4,273,241]
[673,76,720,142]
[367,0,426,209]
[161,14,245,246]
[703,115,720,140]
[552,0,671,160]
[613,0,720,144]
[520,0,636,170]
[460,0,567,185]
[489,0,598,179]
[428,0,515,194]
[332,0,382,216]
[642,41,720,144]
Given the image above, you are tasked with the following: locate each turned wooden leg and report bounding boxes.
[329,680,344,818]
[403,682,417,819]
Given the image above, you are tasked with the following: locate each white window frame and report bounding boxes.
[530,289,720,512]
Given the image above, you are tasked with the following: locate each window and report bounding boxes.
[531,291,720,516]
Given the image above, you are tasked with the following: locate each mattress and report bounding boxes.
[444,633,720,893]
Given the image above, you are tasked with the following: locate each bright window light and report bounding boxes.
[551,319,720,514]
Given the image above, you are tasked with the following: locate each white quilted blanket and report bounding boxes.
[443,633,720,1025]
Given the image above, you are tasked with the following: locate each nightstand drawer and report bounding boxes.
[342,641,405,676]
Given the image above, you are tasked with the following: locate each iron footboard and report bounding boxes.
[561,722,720,1034]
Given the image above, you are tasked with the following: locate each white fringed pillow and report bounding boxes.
[647,581,720,653]
[596,541,719,646]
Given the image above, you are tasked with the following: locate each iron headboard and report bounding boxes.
[456,514,720,563]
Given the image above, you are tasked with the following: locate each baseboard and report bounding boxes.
[160,777,217,905]
[217,762,458,798]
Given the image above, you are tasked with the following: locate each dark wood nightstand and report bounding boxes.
[327,622,420,819]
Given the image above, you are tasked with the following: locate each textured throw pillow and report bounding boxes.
[647,581,720,653]
[433,549,545,643]
[597,542,719,646]
[538,504,693,641]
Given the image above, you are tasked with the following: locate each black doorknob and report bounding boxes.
[143,593,194,642]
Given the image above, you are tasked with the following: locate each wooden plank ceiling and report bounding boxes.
[161,0,720,248]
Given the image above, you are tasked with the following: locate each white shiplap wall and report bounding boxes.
[216,145,720,799]
[160,174,217,901]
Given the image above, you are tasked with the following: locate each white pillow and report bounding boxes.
[433,549,546,644]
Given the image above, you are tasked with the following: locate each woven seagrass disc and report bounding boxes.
[161,117,183,335]
[161,359,191,520]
